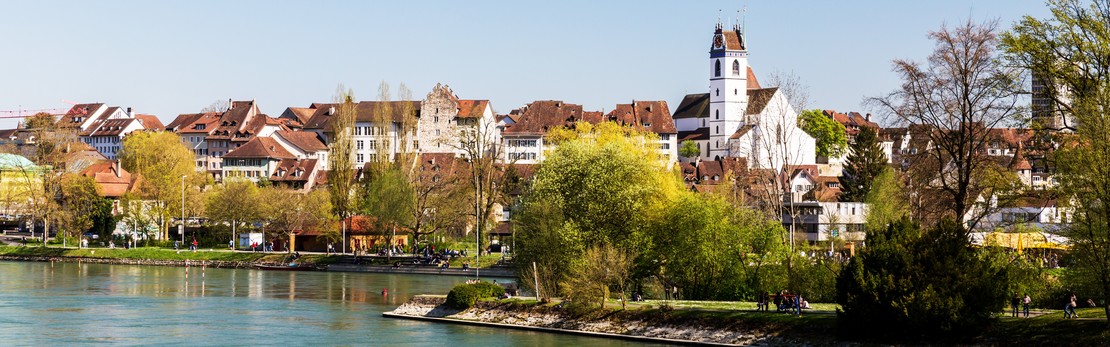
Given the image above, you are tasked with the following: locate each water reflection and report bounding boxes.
[0,261,666,346]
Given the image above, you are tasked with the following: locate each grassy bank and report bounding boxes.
[0,245,340,264]
[457,297,1109,345]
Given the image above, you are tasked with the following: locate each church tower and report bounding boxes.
[708,23,748,153]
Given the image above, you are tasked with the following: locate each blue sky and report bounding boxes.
[0,1,1050,128]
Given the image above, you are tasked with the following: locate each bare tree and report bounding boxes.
[201,99,230,113]
[869,19,1024,229]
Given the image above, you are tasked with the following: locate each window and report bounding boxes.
[734,89,738,95]
[434,116,439,122]
[715,109,719,119]
[413,140,419,150]
[716,126,719,134]
[660,142,670,150]
[435,129,440,136]
[714,59,721,77]
[357,153,364,163]
[732,60,740,76]
[356,140,364,150]
[368,140,377,150]
[715,89,719,96]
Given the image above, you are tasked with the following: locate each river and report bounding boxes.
[0,261,665,346]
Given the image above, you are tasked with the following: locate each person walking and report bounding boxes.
[1023,294,1031,318]
[1068,293,1079,318]
[1011,293,1020,318]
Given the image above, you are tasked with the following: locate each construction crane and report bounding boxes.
[0,101,74,119]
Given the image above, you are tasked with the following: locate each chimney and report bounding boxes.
[328,107,336,115]
[126,107,133,118]
[865,113,871,122]
[228,98,233,109]
[114,160,121,178]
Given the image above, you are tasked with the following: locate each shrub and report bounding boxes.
[446,281,505,309]
[836,219,1010,339]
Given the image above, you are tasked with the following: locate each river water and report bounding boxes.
[0,261,664,346]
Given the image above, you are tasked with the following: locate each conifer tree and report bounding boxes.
[839,126,887,202]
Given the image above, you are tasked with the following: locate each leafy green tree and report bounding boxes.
[678,139,700,158]
[649,194,745,300]
[515,122,682,297]
[1002,0,1110,323]
[798,109,848,158]
[864,169,910,232]
[57,174,100,246]
[836,219,1010,338]
[205,178,261,247]
[358,167,415,252]
[119,131,200,239]
[840,126,888,202]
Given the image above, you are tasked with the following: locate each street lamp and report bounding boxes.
[181,175,186,246]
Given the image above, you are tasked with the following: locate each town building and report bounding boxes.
[672,23,816,171]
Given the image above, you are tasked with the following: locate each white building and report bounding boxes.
[673,23,816,171]
[70,105,165,160]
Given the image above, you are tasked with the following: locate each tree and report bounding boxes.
[119,131,200,239]
[839,126,888,202]
[57,174,101,246]
[798,109,848,158]
[1001,0,1110,323]
[869,19,1023,227]
[454,103,515,260]
[561,243,634,309]
[261,187,332,253]
[205,178,261,247]
[864,169,910,232]
[515,122,682,297]
[358,167,414,248]
[328,85,357,249]
[23,112,57,131]
[648,193,778,300]
[678,139,700,158]
[201,99,230,113]
[836,220,1010,338]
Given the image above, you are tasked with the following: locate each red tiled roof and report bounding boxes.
[302,101,422,131]
[605,101,677,134]
[456,100,489,119]
[87,118,138,137]
[275,130,327,152]
[270,158,318,182]
[747,67,760,89]
[502,100,588,135]
[81,160,136,198]
[745,87,778,115]
[223,137,295,159]
[134,114,164,131]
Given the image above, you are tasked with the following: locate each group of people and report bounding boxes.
[755,290,809,314]
[1010,293,1032,318]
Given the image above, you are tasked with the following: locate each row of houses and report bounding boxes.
[0,22,1067,246]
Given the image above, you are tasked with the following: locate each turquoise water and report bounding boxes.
[0,261,664,346]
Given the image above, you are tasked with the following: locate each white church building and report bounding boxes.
[673,23,816,172]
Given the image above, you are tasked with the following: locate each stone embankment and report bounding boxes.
[385,295,793,346]
[0,255,261,269]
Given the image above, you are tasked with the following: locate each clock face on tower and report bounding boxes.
[713,35,723,49]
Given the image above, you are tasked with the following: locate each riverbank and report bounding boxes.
[384,295,835,346]
[0,245,517,276]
